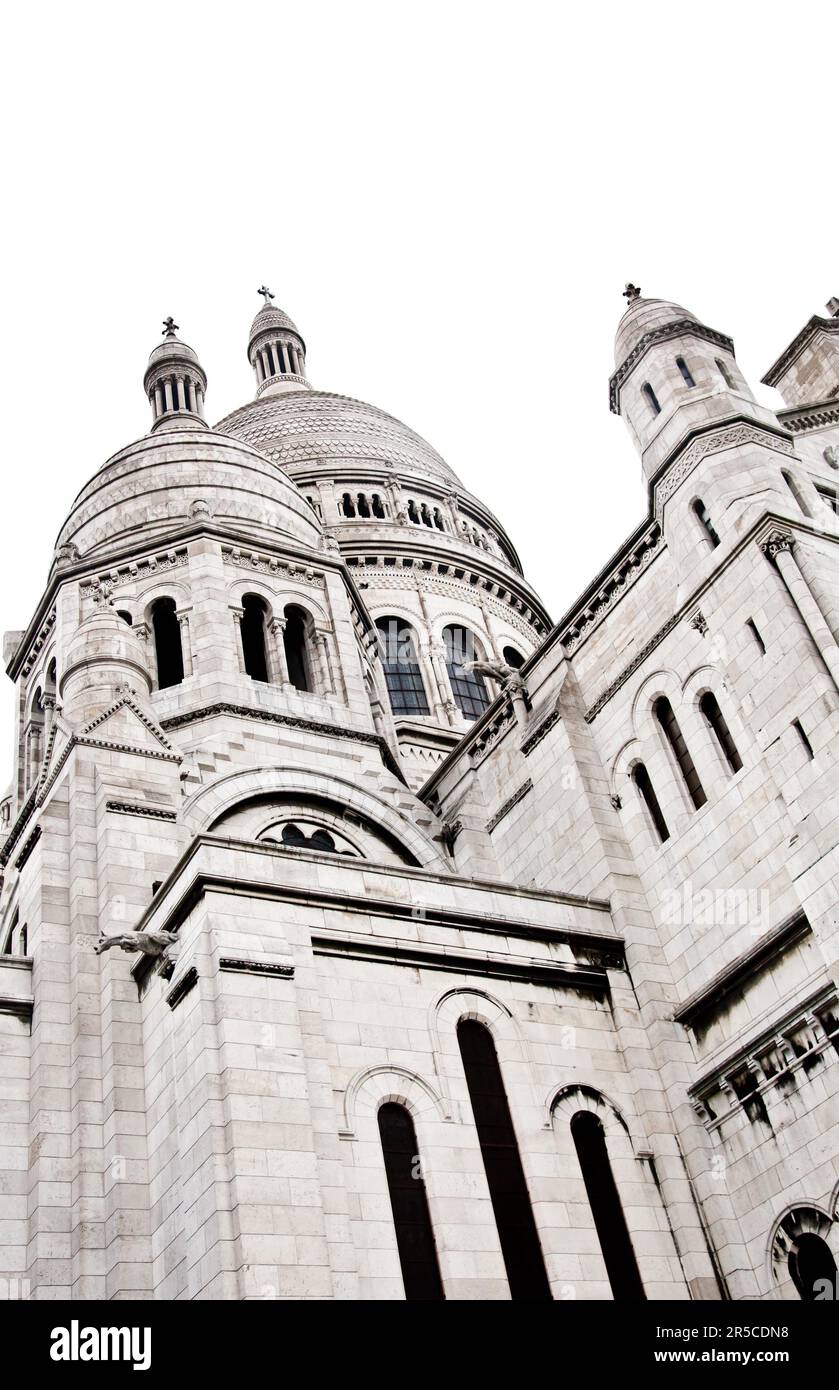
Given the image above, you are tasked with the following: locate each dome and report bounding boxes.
[56,426,323,559]
[248,303,304,356]
[145,336,203,373]
[614,296,700,367]
[62,604,151,687]
[215,390,462,486]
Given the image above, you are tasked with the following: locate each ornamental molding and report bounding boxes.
[761,529,795,560]
[159,701,407,785]
[106,800,178,822]
[584,615,681,723]
[218,955,295,979]
[778,399,839,435]
[80,548,189,601]
[166,965,198,1010]
[486,778,533,833]
[558,523,663,656]
[349,562,546,640]
[609,320,734,414]
[0,788,38,867]
[652,422,795,519]
[521,706,561,756]
[762,315,839,387]
[14,825,41,871]
[20,610,56,679]
[221,545,325,588]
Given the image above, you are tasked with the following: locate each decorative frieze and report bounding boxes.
[221,545,325,588]
[652,422,794,518]
[558,523,663,655]
[486,778,533,832]
[21,610,57,679]
[521,706,561,756]
[80,548,189,601]
[105,800,178,822]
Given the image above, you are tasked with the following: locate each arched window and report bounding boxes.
[241,594,270,682]
[443,626,490,720]
[676,356,696,388]
[457,1019,551,1301]
[357,493,371,518]
[282,605,311,692]
[502,645,525,669]
[408,500,420,523]
[716,357,735,389]
[700,692,742,774]
[655,696,707,809]
[375,617,430,716]
[372,493,386,518]
[781,470,811,516]
[570,1111,645,1301]
[433,508,445,531]
[421,504,433,527]
[341,492,356,518]
[692,498,720,548]
[642,382,661,416]
[117,610,133,626]
[788,1233,837,1302]
[377,1103,445,1301]
[151,597,184,689]
[631,763,669,843]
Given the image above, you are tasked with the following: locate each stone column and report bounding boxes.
[231,605,245,673]
[187,380,197,413]
[163,378,174,412]
[270,617,291,686]
[316,631,336,696]
[177,610,194,677]
[176,376,186,410]
[763,531,839,694]
[154,383,164,418]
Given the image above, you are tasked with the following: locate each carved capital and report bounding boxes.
[761,530,795,560]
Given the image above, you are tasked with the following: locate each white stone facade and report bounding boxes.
[1,291,838,1301]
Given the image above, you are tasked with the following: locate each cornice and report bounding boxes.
[762,315,839,387]
[777,398,839,435]
[648,417,794,519]
[674,912,810,1030]
[609,320,734,415]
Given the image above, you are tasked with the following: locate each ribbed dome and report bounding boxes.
[248,303,304,356]
[146,336,203,372]
[614,297,699,367]
[215,390,461,485]
[56,427,323,559]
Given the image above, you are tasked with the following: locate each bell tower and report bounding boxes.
[248,287,310,397]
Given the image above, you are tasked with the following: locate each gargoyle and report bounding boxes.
[94,928,178,957]
[464,658,524,690]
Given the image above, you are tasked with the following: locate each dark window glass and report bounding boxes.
[502,645,525,669]
[747,618,766,654]
[716,357,735,388]
[789,1233,836,1302]
[816,485,839,515]
[692,498,720,548]
[570,1111,645,1301]
[443,626,490,720]
[152,597,184,689]
[793,719,814,760]
[457,1019,551,1301]
[283,606,311,692]
[631,763,670,843]
[655,697,707,809]
[378,1103,445,1301]
[642,382,661,415]
[676,357,696,388]
[376,618,430,716]
[700,692,742,774]
[241,594,270,682]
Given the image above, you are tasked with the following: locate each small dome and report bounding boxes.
[60,604,153,717]
[55,428,323,559]
[248,303,305,358]
[145,335,203,373]
[614,296,699,367]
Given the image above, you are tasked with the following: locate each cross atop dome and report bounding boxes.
[257,286,275,305]
[162,316,179,338]
[623,283,641,303]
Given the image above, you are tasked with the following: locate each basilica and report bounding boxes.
[1,285,838,1301]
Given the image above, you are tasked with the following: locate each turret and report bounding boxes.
[143,318,208,431]
[248,287,309,398]
[762,298,839,408]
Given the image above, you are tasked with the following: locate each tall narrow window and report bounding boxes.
[378,1103,445,1301]
[241,594,270,682]
[655,697,707,809]
[283,605,311,692]
[457,1019,551,1301]
[443,626,490,720]
[793,718,814,760]
[676,356,696,388]
[700,692,742,774]
[570,1111,645,1302]
[632,763,670,843]
[716,357,735,388]
[642,382,661,416]
[151,597,184,689]
[692,498,720,548]
[376,617,430,716]
[788,1233,836,1302]
[747,618,766,654]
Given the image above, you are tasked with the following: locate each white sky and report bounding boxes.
[0,0,835,789]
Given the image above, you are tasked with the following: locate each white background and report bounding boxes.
[0,0,835,788]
